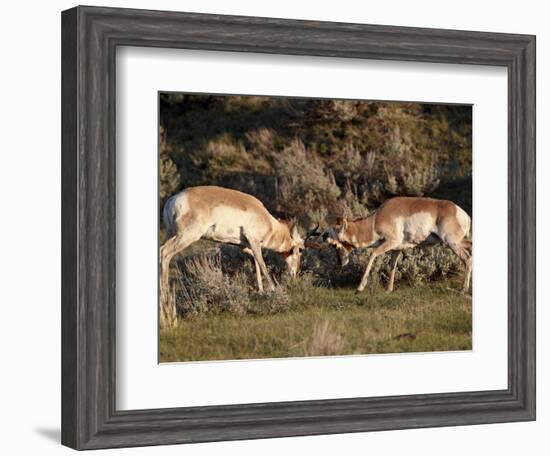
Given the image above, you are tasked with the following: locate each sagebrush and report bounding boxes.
[164,242,467,322]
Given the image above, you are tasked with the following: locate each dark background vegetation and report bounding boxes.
[160,93,472,231]
[158,93,473,361]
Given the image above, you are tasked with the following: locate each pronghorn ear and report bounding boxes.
[336,217,348,229]
[291,222,300,239]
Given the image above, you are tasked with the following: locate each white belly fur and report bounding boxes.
[400,212,436,244]
[203,206,268,245]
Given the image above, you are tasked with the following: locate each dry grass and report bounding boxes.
[160,277,472,362]
[302,320,346,356]
[159,241,471,360]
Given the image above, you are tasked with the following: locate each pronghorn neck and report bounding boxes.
[342,214,378,248]
[263,218,294,253]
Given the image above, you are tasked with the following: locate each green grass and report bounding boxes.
[159,278,471,362]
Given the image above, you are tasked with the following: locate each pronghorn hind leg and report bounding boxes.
[447,241,472,293]
[243,247,263,292]
[160,233,200,295]
[357,240,401,293]
[387,250,402,293]
[461,239,472,258]
[245,235,275,291]
[464,258,472,293]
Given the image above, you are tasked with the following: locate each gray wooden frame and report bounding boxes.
[61,5,536,450]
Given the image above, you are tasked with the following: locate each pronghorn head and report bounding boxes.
[305,220,354,267]
[280,220,304,278]
[304,223,324,249]
[330,218,355,267]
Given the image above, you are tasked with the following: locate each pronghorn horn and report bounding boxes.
[306,223,321,238]
[305,223,329,249]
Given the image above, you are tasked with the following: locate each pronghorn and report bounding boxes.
[160,186,304,293]
[307,197,472,293]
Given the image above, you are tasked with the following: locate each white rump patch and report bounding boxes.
[173,191,190,218]
[456,206,472,237]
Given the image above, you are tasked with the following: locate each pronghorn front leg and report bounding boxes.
[447,242,472,293]
[357,240,401,293]
[242,247,263,292]
[387,250,402,293]
[245,235,276,291]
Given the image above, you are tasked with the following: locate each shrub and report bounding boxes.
[275,138,341,225]
[247,287,292,315]
[397,245,462,286]
[303,244,464,289]
[245,127,277,155]
[159,126,181,201]
[175,252,252,317]
[173,248,293,318]
[280,272,321,308]
[192,134,271,178]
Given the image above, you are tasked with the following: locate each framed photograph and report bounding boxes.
[157,93,475,363]
[61,5,535,450]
